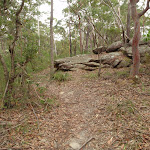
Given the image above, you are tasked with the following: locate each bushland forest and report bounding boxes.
[0,0,150,149]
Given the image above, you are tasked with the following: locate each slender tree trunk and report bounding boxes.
[90,33,93,50]
[4,0,25,108]
[131,18,141,76]
[38,19,41,54]
[74,40,77,56]
[50,0,54,79]
[126,1,131,41]
[74,29,77,56]
[130,1,140,76]
[85,24,91,51]
[130,0,150,76]
[78,15,83,53]
[69,19,72,57]
[85,31,89,51]
[54,40,57,56]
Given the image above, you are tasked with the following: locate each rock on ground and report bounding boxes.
[106,41,123,53]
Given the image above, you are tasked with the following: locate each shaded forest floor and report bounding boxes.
[0,65,150,150]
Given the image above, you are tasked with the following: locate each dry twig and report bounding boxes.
[29,102,40,131]
[1,79,9,107]
[78,137,95,150]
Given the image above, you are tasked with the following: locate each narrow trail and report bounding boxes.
[33,67,150,150]
[1,67,150,150]
[35,69,117,150]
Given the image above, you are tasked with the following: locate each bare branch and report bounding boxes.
[16,0,25,16]
[138,0,150,18]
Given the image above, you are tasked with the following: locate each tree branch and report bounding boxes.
[16,0,25,16]
[10,0,25,52]
[69,2,108,45]
[138,0,150,18]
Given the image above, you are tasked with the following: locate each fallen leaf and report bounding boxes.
[121,144,125,149]
[107,137,113,145]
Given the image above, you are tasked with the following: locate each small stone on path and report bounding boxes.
[69,141,80,149]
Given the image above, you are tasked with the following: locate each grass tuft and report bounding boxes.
[83,73,98,79]
[53,71,71,82]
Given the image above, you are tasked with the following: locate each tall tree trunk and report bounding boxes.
[4,0,25,108]
[38,19,41,53]
[85,24,91,51]
[126,1,131,41]
[54,40,57,56]
[78,15,83,53]
[85,31,89,51]
[131,17,140,76]
[74,29,77,56]
[69,19,72,57]
[90,33,93,50]
[130,0,150,76]
[50,0,54,79]
[74,40,77,56]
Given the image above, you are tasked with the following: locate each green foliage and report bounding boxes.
[143,30,150,41]
[53,71,71,82]
[114,70,130,78]
[116,100,135,116]
[40,98,55,106]
[23,35,39,61]
[83,73,98,79]
[107,99,136,120]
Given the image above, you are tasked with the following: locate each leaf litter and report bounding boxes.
[0,67,150,150]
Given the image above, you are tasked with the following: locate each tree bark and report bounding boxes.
[85,24,91,51]
[69,19,72,57]
[126,1,131,41]
[4,0,25,108]
[50,0,54,79]
[130,0,150,76]
[78,15,83,53]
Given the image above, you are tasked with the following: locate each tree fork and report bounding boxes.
[4,0,25,108]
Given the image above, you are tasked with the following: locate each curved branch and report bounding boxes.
[16,0,25,16]
[138,0,150,18]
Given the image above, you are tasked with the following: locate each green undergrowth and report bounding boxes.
[82,72,98,79]
[0,50,50,108]
[53,71,71,82]
[100,69,131,83]
[105,97,150,149]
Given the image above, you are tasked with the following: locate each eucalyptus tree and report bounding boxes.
[63,0,124,50]
[130,0,150,76]
[0,0,48,108]
[50,0,54,79]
